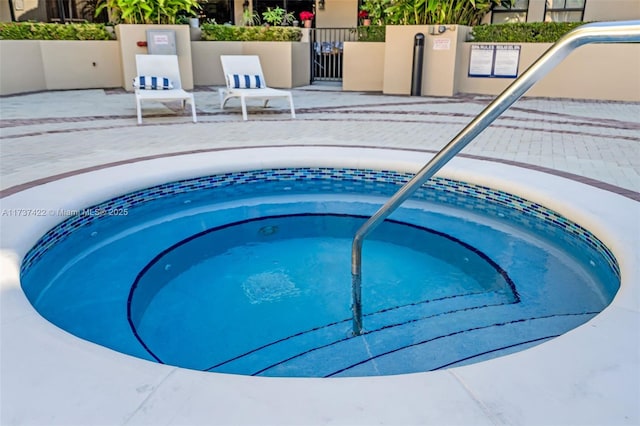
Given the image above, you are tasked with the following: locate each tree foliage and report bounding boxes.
[361,0,515,26]
[95,0,202,24]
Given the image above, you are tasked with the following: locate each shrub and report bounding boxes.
[470,22,586,43]
[357,25,385,42]
[200,24,302,41]
[0,22,114,40]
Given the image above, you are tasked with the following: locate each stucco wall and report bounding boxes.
[382,25,470,97]
[344,23,639,102]
[382,25,426,95]
[0,40,121,95]
[289,41,312,87]
[481,0,640,24]
[240,41,310,88]
[0,0,11,21]
[191,42,243,86]
[0,40,46,95]
[316,0,358,28]
[585,0,640,21]
[343,42,385,91]
[191,41,310,88]
[456,42,640,102]
[1,23,638,102]
[40,41,123,90]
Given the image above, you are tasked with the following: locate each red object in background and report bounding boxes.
[299,11,314,21]
[137,41,148,47]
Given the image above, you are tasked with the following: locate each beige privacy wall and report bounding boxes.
[316,0,359,28]
[0,40,122,95]
[456,43,640,102]
[382,25,471,97]
[0,41,46,95]
[343,42,385,91]
[191,41,310,89]
[40,42,122,90]
[362,24,640,101]
[1,23,638,100]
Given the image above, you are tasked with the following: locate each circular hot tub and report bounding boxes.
[20,164,620,377]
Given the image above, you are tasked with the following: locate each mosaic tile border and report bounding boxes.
[20,168,620,280]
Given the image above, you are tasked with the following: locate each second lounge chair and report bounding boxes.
[219,55,296,121]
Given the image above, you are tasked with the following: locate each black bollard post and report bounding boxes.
[411,33,425,96]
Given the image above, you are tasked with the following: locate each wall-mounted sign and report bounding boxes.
[468,45,494,77]
[433,38,451,51]
[153,34,170,45]
[469,44,521,78]
[146,30,177,55]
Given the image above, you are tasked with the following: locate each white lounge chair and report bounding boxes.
[134,54,197,124]
[219,55,296,121]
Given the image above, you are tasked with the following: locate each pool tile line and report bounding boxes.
[432,334,560,370]
[19,167,620,287]
[201,290,496,372]
[251,301,516,377]
[323,311,600,378]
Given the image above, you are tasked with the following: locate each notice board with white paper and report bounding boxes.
[469,44,521,78]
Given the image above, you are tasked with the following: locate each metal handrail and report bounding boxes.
[350,20,640,335]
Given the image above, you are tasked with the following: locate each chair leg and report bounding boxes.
[240,96,248,121]
[219,90,226,110]
[136,97,143,124]
[190,96,197,123]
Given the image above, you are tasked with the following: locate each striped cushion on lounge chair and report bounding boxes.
[228,74,263,89]
[133,75,174,90]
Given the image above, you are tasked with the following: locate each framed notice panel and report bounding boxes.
[468,45,494,77]
[146,29,177,55]
[493,45,520,77]
[469,44,521,78]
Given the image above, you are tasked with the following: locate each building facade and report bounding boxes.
[2,0,639,26]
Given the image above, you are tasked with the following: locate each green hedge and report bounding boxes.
[0,22,114,40]
[357,25,385,42]
[470,22,586,43]
[200,24,302,42]
[355,22,585,44]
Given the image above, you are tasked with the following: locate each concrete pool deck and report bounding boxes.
[1,86,639,425]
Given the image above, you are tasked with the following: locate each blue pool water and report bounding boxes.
[20,168,620,377]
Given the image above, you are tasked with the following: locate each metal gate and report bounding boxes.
[310,28,358,82]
